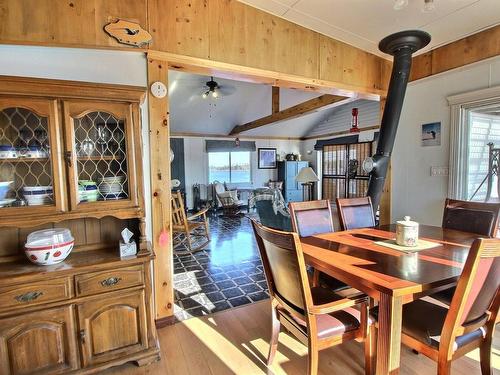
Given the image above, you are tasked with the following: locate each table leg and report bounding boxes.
[376,293,403,375]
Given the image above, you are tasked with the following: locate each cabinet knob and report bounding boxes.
[79,330,86,343]
[15,291,43,303]
[100,277,122,287]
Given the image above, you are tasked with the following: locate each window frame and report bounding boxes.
[207,150,252,184]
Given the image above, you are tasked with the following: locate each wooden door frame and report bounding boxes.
[147,51,390,323]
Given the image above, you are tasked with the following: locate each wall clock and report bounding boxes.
[151,81,168,99]
[104,19,152,47]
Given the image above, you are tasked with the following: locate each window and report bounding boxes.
[208,151,251,183]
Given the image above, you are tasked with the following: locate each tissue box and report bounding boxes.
[119,240,137,258]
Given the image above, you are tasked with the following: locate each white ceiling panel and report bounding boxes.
[238,0,500,58]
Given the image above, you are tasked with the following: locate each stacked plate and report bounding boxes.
[78,180,98,202]
[98,176,126,200]
[23,186,53,206]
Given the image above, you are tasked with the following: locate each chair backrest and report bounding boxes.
[336,197,376,231]
[289,200,334,237]
[442,198,500,237]
[171,190,187,227]
[442,238,500,353]
[213,181,225,195]
[251,219,312,316]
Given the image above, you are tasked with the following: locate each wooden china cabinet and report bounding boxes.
[0,76,159,375]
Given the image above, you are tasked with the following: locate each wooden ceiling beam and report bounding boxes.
[229,94,351,135]
[272,86,280,113]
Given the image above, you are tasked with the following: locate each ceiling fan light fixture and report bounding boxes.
[393,0,408,10]
[212,90,219,98]
[422,0,435,12]
[202,91,209,99]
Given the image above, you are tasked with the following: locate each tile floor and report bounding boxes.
[173,213,269,321]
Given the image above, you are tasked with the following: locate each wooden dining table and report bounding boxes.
[300,224,479,375]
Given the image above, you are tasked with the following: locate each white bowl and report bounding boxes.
[25,240,74,265]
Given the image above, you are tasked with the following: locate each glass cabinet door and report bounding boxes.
[0,98,62,214]
[63,101,139,211]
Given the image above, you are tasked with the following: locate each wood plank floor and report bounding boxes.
[104,300,499,375]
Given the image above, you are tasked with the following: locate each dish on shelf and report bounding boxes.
[25,228,74,265]
[22,186,53,206]
[0,146,18,159]
[0,198,16,207]
[78,180,98,202]
[0,181,14,200]
[102,192,127,200]
[17,146,49,159]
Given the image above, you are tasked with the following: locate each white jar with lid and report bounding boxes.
[396,216,419,247]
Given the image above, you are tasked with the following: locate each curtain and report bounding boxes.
[205,140,256,152]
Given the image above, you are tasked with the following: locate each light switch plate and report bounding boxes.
[431,166,449,177]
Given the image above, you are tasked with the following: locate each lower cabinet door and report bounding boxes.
[0,305,78,375]
[77,290,148,367]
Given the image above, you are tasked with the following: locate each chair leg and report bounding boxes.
[186,234,193,252]
[312,269,320,287]
[307,340,319,375]
[480,336,493,375]
[364,325,377,375]
[267,306,280,366]
[437,357,451,375]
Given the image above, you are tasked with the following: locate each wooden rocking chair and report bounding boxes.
[171,190,210,253]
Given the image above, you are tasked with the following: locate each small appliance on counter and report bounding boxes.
[25,228,74,265]
[396,216,419,247]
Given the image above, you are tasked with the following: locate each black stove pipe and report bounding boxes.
[366,30,431,214]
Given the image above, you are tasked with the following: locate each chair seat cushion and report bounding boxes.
[279,287,363,340]
[370,299,485,351]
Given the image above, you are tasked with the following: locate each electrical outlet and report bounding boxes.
[430,166,449,177]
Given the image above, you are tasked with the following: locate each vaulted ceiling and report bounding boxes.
[169,70,374,138]
[238,0,500,58]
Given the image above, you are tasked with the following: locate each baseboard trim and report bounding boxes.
[155,316,176,328]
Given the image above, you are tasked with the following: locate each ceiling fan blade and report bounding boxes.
[218,85,236,96]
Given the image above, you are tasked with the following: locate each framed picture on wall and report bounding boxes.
[421,122,441,146]
[258,148,277,169]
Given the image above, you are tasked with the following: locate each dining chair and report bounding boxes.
[370,238,500,375]
[289,200,335,237]
[442,198,500,237]
[432,198,500,305]
[251,219,374,375]
[336,197,376,231]
[289,200,347,291]
[171,190,210,252]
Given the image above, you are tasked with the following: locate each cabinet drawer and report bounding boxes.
[75,265,144,297]
[0,277,73,312]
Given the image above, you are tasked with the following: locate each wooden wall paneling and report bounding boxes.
[0,227,19,257]
[430,25,500,75]
[209,0,319,79]
[148,0,210,58]
[147,56,174,321]
[410,25,500,81]
[319,35,385,92]
[0,0,148,48]
[59,219,87,246]
[84,218,102,244]
[410,52,432,81]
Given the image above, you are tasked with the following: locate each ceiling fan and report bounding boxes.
[201,77,236,99]
[394,0,435,12]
